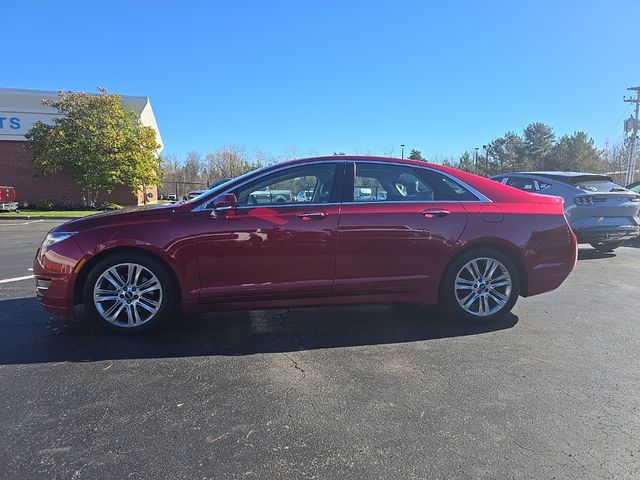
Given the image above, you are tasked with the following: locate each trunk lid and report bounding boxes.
[574,191,640,219]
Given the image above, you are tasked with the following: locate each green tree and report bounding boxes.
[523,123,555,170]
[456,151,476,172]
[551,131,603,172]
[489,131,524,174]
[26,88,161,206]
[408,149,424,161]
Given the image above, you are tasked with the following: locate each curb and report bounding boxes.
[0,216,87,220]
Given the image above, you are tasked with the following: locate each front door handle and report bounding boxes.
[421,208,450,218]
[297,211,328,221]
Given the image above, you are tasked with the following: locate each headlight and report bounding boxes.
[42,231,77,248]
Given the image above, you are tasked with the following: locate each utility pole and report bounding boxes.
[624,86,640,185]
[400,144,405,159]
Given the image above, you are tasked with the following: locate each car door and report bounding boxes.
[334,161,470,295]
[195,161,344,302]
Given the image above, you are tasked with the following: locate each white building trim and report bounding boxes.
[0,87,163,152]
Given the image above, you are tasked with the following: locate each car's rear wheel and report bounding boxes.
[590,242,621,253]
[83,252,176,332]
[441,248,520,323]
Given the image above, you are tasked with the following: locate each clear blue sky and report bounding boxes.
[5,0,639,161]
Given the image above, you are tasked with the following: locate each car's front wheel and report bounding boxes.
[83,252,176,332]
[441,248,520,323]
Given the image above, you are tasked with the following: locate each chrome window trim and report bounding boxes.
[342,200,474,206]
[234,202,341,211]
[191,158,492,212]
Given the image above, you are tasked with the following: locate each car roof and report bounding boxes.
[492,171,615,183]
[263,156,542,204]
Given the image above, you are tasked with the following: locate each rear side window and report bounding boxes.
[503,176,550,192]
[348,162,479,202]
[506,176,535,191]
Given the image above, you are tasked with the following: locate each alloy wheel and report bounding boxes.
[453,257,513,317]
[93,263,163,328]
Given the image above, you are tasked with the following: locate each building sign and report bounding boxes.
[0,112,60,140]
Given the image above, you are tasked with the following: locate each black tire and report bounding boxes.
[82,252,177,333]
[440,247,520,324]
[590,242,621,253]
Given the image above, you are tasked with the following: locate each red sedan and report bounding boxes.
[34,156,577,332]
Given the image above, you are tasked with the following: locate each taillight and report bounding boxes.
[574,196,594,206]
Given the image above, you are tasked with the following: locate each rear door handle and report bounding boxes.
[297,211,329,221]
[421,208,450,218]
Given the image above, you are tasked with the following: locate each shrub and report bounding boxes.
[37,199,54,211]
[98,202,123,211]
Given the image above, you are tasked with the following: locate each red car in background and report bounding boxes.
[34,157,577,332]
[0,186,18,212]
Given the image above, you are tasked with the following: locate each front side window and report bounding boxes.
[348,162,479,202]
[234,163,338,207]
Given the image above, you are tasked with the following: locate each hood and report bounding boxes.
[53,202,181,233]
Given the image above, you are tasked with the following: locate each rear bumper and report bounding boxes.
[0,202,18,211]
[522,223,577,298]
[574,225,639,244]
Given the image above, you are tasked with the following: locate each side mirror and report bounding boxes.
[211,193,237,218]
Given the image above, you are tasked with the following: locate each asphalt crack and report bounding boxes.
[283,353,306,377]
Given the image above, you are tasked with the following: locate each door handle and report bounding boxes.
[297,211,328,221]
[421,208,450,218]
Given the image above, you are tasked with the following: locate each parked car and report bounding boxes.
[492,172,640,252]
[166,193,177,202]
[0,186,18,212]
[626,180,640,194]
[295,190,315,202]
[187,190,207,200]
[34,156,577,332]
[187,179,233,201]
[248,188,292,204]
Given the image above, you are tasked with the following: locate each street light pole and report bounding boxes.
[474,147,479,174]
[400,144,405,159]
[482,145,489,177]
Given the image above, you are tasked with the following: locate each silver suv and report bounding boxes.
[492,172,640,252]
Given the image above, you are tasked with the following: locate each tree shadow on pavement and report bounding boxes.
[0,297,518,365]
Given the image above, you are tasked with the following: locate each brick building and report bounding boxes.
[0,87,163,207]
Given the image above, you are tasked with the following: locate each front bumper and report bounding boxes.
[33,238,85,319]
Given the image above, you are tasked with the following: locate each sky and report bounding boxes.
[4,0,639,161]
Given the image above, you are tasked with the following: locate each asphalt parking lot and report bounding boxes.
[0,219,638,479]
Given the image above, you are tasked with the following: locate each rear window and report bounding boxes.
[572,179,625,193]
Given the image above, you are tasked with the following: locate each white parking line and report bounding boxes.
[0,219,44,226]
[0,275,34,284]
